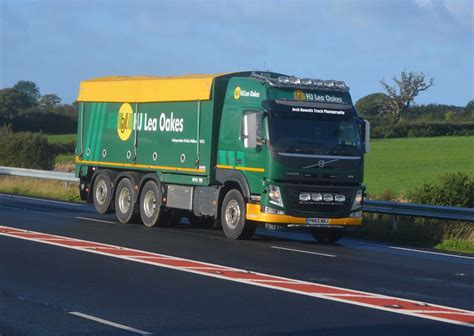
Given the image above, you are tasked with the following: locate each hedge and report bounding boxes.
[371,122,474,139]
[0,126,55,170]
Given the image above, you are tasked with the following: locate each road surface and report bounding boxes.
[0,194,472,335]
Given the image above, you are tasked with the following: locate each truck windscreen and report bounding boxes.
[268,111,362,156]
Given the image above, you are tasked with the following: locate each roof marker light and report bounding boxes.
[312,79,324,87]
[277,76,290,84]
[334,81,347,90]
[289,76,301,84]
[324,80,335,88]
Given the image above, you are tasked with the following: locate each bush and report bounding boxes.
[410,172,474,208]
[12,110,77,134]
[0,126,55,170]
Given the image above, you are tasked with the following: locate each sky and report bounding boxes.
[0,0,472,106]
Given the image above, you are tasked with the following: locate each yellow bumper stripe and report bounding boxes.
[245,204,362,226]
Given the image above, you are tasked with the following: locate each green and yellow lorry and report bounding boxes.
[75,72,370,242]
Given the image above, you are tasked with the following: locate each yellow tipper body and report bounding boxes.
[77,73,229,103]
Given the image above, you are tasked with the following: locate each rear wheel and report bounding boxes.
[93,172,114,214]
[115,178,136,223]
[139,180,162,227]
[311,228,343,244]
[221,189,256,240]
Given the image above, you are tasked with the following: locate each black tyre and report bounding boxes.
[139,180,162,227]
[93,172,114,214]
[115,177,137,224]
[221,189,256,240]
[311,228,343,244]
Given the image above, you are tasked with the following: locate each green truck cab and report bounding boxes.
[75,72,370,242]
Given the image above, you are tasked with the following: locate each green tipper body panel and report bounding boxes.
[77,98,216,185]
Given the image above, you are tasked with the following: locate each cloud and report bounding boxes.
[415,0,473,28]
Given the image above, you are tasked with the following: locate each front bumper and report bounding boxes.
[245,204,362,226]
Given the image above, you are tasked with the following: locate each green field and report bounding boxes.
[47,133,76,144]
[365,136,474,196]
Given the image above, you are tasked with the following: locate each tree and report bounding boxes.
[39,94,62,109]
[355,92,389,119]
[380,70,434,121]
[0,88,32,123]
[464,100,474,119]
[13,80,41,106]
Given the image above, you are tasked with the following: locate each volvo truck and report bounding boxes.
[75,71,370,243]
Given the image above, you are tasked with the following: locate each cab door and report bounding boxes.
[239,110,266,190]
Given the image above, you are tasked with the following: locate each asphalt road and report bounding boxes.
[0,193,473,335]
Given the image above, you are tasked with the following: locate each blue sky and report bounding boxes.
[1,0,472,106]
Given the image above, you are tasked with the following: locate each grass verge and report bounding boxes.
[0,176,80,202]
[347,213,474,254]
[435,240,474,254]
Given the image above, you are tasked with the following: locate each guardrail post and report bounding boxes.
[392,215,399,231]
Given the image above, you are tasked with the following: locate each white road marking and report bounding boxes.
[76,216,116,224]
[69,311,152,335]
[408,310,474,315]
[271,245,336,257]
[388,246,474,260]
[345,239,474,260]
[0,194,84,206]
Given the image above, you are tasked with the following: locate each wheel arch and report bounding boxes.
[215,168,251,200]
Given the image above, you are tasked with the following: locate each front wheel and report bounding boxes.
[221,189,256,240]
[311,228,343,244]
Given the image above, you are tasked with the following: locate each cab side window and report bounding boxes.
[242,110,263,148]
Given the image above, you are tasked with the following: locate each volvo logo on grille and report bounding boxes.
[303,159,338,169]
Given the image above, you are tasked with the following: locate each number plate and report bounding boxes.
[306,218,330,225]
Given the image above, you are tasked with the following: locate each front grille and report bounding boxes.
[285,184,355,218]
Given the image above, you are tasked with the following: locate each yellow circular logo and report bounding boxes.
[234,86,241,100]
[117,103,133,141]
[294,89,305,101]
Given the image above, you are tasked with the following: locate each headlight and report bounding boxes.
[268,185,284,207]
[262,206,286,215]
[351,189,363,210]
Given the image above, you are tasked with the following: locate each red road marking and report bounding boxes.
[0,225,472,328]
[422,312,474,324]
[58,241,110,248]
[262,282,365,295]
